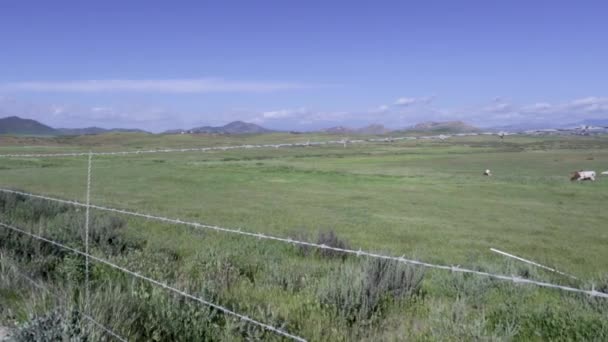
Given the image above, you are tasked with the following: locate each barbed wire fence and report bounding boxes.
[1,133,607,341]
[0,252,128,341]
[0,131,498,159]
[1,187,606,300]
[0,221,307,342]
[1,145,311,341]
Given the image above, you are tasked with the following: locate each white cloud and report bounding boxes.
[521,102,552,113]
[0,97,181,132]
[393,96,434,106]
[0,78,317,93]
[515,97,608,116]
[373,105,390,113]
[367,105,390,114]
[91,106,112,112]
[567,97,608,113]
[482,102,513,113]
[2,95,607,132]
[257,107,341,123]
[262,107,309,119]
[51,105,65,115]
[464,96,608,127]
[394,97,417,106]
[251,107,353,128]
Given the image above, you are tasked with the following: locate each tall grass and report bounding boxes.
[1,171,608,341]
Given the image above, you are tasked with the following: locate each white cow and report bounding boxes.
[570,171,596,181]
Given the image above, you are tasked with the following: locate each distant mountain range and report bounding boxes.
[7,115,604,137]
[0,116,149,136]
[572,119,608,128]
[406,121,481,133]
[57,127,149,135]
[493,119,608,132]
[322,122,480,135]
[0,116,274,136]
[0,116,484,136]
[163,121,274,134]
[322,124,391,135]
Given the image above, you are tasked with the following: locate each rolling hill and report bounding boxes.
[57,127,149,135]
[322,124,391,135]
[0,116,57,135]
[0,116,150,136]
[164,121,274,134]
[406,121,480,133]
[323,122,478,135]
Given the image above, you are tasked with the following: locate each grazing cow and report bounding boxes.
[483,169,492,176]
[570,170,596,181]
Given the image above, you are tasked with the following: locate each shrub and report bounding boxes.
[126,283,222,342]
[88,215,140,255]
[318,258,424,325]
[316,230,349,259]
[596,274,608,294]
[12,309,85,342]
[520,305,608,340]
[583,274,608,313]
[435,272,495,308]
[295,229,350,259]
[428,298,519,341]
[263,261,311,294]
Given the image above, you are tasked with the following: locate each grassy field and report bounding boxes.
[1,133,608,340]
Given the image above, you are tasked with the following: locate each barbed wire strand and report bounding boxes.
[0,220,308,342]
[0,255,128,342]
[1,188,606,299]
[81,313,129,342]
[490,247,579,280]
[0,132,497,159]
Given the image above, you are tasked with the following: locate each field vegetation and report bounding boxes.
[1,133,607,340]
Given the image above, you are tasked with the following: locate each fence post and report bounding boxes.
[84,151,93,311]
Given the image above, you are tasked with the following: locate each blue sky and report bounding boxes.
[1,1,607,131]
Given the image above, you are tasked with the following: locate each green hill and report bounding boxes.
[0,116,151,136]
[408,121,480,133]
[0,116,57,135]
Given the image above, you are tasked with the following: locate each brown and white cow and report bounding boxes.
[570,171,596,181]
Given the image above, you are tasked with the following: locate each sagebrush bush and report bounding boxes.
[0,192,136,283]
[506,304,608,340]
[318,258,424,325]
[11,309,85,342]
[596,274,608,294]
[264,262,309,293]
[427,298,521,341]
[436,272,495,307]
[3,190,608,341]
[316,230,349,259]
[296,229,350,259]
[125,283,223,342]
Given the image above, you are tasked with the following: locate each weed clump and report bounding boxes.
[12,309,85,342]
[296,229,350,259]
[316,230,349,259]
[318,258,424,325]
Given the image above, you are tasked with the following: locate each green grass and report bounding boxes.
[1,133,608,340]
